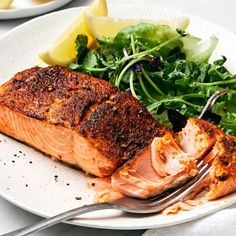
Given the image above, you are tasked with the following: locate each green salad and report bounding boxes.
[69,23,236,135]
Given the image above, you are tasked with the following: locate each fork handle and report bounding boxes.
[1,203,114,236]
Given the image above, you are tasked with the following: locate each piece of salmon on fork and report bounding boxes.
[179,118,224,160]
[185,135,236,201]
[206,135,236,200]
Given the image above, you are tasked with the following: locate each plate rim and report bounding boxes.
[1,188,236,230]
[1,4,236,230]
[0,0,73,20]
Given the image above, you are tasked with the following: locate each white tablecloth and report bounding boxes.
[0,0,235,235]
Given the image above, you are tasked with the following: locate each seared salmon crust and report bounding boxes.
[0,66,168,177]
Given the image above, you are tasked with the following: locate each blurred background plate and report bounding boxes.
[0,0,73,19]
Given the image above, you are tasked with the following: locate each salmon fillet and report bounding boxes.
[0,66,167,177]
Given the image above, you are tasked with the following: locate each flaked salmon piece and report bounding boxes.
[180,118,223,160]
[162,200,203,215]
[111,134,197,199]
[0,66,168,177]
[162,201,194,215]
[151,133,195,177]
[94,189,124,203]
[207,135,236,200]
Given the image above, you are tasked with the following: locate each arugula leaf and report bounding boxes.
[75,34,88,63]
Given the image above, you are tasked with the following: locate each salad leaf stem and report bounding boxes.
[129,71,138,99]
[147,97,201,113]
[130,34,136,54]
[117,35,182,65]
[86,67,108,72]
[69,63,108,72]
[180,94,206,100]
[141,68,165,96]
[138,73,156,102]
[197,78,236,86]
[115,56,146,87]
[178,99,202,108]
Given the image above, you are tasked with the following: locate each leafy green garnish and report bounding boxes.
[75,34,88,63]
[69,23,236,135]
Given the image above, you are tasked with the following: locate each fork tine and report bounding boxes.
[146,150,212,205]
[147,162,211,207]
[146,163,211,212]
[198,88,228,119]
[144,160,206,204]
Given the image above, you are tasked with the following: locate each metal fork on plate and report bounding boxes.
[2,88,228,236]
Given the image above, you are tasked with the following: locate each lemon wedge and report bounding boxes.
[84,12,189,39]
[0,0,13,9]
[39,0,108,66]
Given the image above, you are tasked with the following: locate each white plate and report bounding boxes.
[0,0,73,19]
[1,5,236,230]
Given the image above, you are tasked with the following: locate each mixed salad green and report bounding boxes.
[69,23,236,135]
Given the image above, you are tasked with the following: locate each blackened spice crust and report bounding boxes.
[80,92,168,164]
[212,136,236,182]
[0,66,117,128]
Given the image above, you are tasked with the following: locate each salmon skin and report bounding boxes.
[0,66,167,177]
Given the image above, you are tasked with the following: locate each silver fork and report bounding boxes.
[2,160,210,236]
[2,88,228,236]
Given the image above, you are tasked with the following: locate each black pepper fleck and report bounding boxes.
[75,197,82,200]
[29,161,33,164]
[12,160,15,163]
[25,184,28,187]
[91,183,95,187]
[66,183,70,186]
[54,175,59,182]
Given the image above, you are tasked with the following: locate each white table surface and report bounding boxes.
[0,0,235,235]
